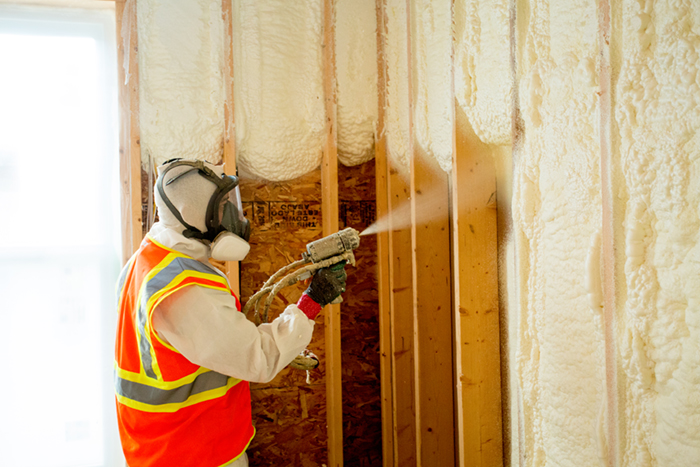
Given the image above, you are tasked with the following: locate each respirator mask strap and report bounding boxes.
[157,158,248,242]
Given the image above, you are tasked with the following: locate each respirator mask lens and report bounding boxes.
[217,185,250,241]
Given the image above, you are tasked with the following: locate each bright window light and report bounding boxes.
[0,5,123,467]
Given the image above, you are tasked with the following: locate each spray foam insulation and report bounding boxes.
[384,0,411,173]
[335,0,379,167]
[614,1,700,464]
[137,0,380,180]
[137,0,225,166]
[499,0,700,465]
[410,0,454,172]
[512,0,606,464]
[231,0,325,181]
[454,0,513,146]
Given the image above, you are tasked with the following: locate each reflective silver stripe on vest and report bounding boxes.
[116,256,135,306]
[138,256,224,379]
[115,369,231,406]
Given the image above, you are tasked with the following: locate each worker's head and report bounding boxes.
[154,158,251,261]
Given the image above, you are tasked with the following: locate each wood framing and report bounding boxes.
[452,110,503,466]
[375,1,395,466]
[388,168,417,467]
[116,0,142,263]
[449,1,503,463]
[321,1,343,465]
[221,0,239,296]
[598,1,619,465]
[405,2,455,465]
[410,150,455,467]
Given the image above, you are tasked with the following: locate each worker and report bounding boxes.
[114,158,346,467]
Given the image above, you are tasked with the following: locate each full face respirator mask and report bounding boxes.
[156,159,251,261]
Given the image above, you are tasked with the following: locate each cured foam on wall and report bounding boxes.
[137,0,225,167]
[384,0,411,173]
[410,0,454,172]
[335,0,378,167]
[512,0,606,465]
[614,0,700,463]
[454,0,513,146]
[231,0,325,182]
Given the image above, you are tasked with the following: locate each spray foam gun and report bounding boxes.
[242,227,361,371]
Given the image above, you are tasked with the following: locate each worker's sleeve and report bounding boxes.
[151,285,315,383]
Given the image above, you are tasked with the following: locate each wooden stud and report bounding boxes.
[375,1,396,466]
[406,1,455,465]
[452,110,503,466]
[410,150,455,467]
[598,1,618,466]
[116,0,142,263]
[221,0,240,297]
[388,169,417,467]
[321,1,343,465]
[380,1,419,465]
[449,0,504,462]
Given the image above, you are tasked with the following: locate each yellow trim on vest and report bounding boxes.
[216,427,256,467]
[147,234,199,258]
[115,376,243,413]
[115,363,229,388]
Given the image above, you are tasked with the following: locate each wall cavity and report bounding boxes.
[614,0,700,464]
[513,0,605,465]
[231,0,324,182]
[410,0,454,172]
[335,0,378,167]
[384,0,411,174]
[137,0,225,167]
[454,0,513,146]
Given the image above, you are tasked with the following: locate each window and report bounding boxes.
[0,4,123,466]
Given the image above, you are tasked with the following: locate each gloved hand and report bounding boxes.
[305,262,347,307]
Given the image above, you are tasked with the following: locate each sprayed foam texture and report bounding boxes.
[410,0,454,172]
[513,0,606,465]
[454,0,513,146]
[231,0,325,182]
[615,1,700,463]
[335,0,378,167]
[384,0,411,173]
[510,0,700,465]
[137,0,225,167]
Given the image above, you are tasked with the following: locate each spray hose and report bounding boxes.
[242,250,356,372]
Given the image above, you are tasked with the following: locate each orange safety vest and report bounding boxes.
[114,236,254,467]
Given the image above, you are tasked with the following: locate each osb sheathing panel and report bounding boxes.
[339,160,382,466]
[239,169,328,467]
[239,160,381,466]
